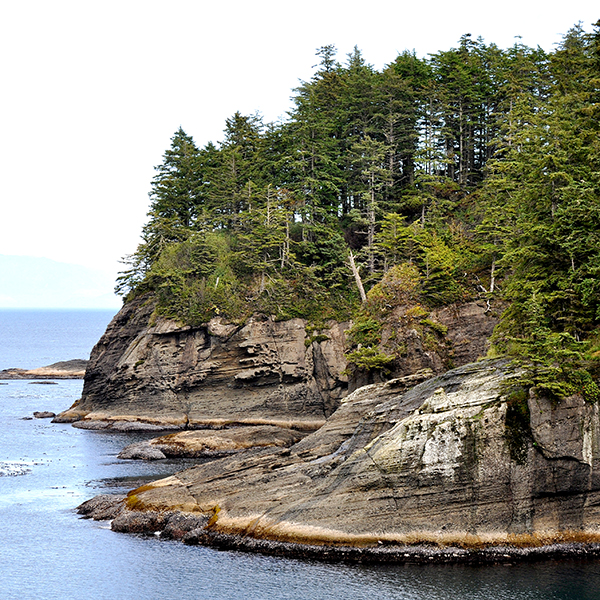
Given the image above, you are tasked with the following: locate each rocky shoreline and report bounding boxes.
[180,533,600,565]
[75,359,600,563]
[0,359,88,380]
[63,301,600,564]
[77,496,600,565]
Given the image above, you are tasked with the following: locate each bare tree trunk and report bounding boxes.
[349,251,367,303]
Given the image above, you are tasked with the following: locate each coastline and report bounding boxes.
[181,531,600,565]
[0,359,88,380]
[78,498,600,564]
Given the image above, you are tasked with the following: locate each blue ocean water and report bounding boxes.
[0,308,118,370]
[1,310,600,600]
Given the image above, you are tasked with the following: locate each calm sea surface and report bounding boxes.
[1,309,600,600]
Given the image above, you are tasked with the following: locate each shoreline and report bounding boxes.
[0,359,87,380]
[183,531,600,565]
[77,498,600,565]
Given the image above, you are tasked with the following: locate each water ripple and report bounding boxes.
[0,461,32,476]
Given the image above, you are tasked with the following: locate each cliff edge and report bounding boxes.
[56,296,349,431]
[55,296,498,434]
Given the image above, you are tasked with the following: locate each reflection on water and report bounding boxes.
[2,380,600,600]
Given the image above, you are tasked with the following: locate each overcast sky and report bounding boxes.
[1,1,597,287]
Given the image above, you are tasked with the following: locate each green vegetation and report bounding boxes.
[118,22,600,396]
[504,387,532,464]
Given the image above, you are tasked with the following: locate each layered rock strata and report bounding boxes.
[55,297,349,431]
[55,297,498,435]
[118,426,308,460]
[81,360,600,559]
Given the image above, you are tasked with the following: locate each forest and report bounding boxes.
[117,21,600,400]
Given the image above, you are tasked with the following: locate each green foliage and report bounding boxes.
[346,316,382,347]
[485,23,600,398]
[345,347,394,371]
[421,318,448,335]
[147,232,248,325]
[115,23,600,403]
[304,334,330,348]
[569,370,600,403]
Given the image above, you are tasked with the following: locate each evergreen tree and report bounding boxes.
[486,23,600,395]
[114,21,600,404]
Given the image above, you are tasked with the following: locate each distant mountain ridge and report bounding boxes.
[0,255,121,308]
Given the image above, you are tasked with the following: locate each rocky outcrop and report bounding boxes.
[56,296,498,432]
[433,301,499,367]
[55,297,349,430]
[84,360,600,558]
[0,359,88,380]
[118,426,307,460]
[348,300,500,392]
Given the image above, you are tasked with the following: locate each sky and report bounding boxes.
[0,0,598,306]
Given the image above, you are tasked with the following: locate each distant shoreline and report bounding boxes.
[0,359,88,380]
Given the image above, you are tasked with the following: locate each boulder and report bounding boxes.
[33,411,56,418]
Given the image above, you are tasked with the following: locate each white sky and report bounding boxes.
[1,0,597,283]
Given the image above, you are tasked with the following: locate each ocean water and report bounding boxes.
[0,308,118,370]
[1,310,600,600]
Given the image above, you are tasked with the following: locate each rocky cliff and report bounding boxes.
[80,360,600,560]
[56,296,498,434]
[56,296,349,431]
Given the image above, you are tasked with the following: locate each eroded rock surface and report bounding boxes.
[55,297,349,430]
[83,360,600,557]
[348,300,499,392]
[118,426,308,460]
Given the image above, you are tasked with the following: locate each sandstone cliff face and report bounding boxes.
[91,360,600,551]
[57,296,499,433]
[58,297,349,430]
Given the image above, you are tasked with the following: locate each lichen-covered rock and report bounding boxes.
[91,360,600,554]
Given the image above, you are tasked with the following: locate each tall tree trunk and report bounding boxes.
[368,175,376,274]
